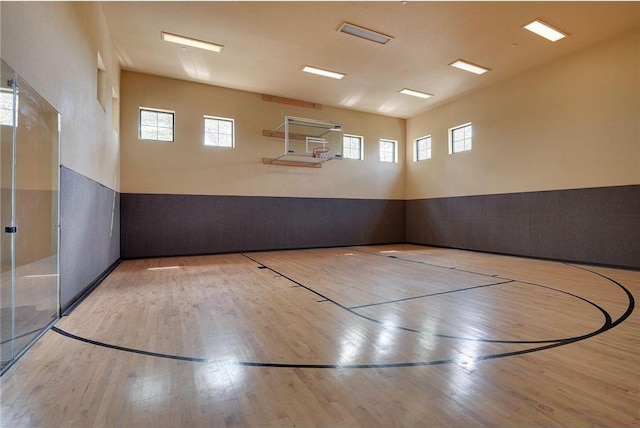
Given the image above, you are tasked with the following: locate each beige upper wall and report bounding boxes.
[0,1,120,190]
[406,29,640,200]
[120,71,406,199]
[3,2,635,201]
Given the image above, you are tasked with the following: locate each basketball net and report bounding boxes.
[312,147,331,162]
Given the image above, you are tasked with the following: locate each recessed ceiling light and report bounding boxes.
[399,88,433,99]
[523,19,567,42]
[161,32,224,53]
[302,65,346,80]
[339,22,394,45]
[449,59,490,75]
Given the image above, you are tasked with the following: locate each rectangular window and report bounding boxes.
[449,122,472,153]
[139,107,174,142]
[343,134,363,160]
[112,88,119,132]
[97,52,108,112]
[204,116,234,147]
[0,88,15,126]
[379,139,397,163]
[415,136,432,161]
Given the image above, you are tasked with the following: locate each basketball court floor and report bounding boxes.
[0,244,638,427]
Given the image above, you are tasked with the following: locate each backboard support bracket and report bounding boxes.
[262,94,322,110]
[262,157,323,168]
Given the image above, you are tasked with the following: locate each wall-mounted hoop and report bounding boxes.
[263,116,343,167]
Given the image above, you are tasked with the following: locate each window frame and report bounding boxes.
[342,134,364,160]
[415,135,432,161]
[379,138,397,163]
[138,107,175,142]
[448,122,472,154]
[203,115,235,148]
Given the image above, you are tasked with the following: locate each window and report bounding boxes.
[97,52,108,111]
[204,116,234,147]
[343,134,363,160]
[415,136,432,161]
[379,139,397,163]
[0,88,15,126]
[112,88,119,132]
[449,123,472,153]
[139,107,174,142]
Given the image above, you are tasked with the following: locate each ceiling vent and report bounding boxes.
[339,22,394,45]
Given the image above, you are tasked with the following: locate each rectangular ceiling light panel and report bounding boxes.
[302,65,346,80]
[339,22,394,45]
[449,60,490,75]
[161,32,224,53]
[399,88,433,99]
[524,19,567,42]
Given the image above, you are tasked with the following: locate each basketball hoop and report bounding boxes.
[264,116,343,167]
[312,147,331,162]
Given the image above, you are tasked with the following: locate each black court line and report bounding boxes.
[243,251,617,344]
[240,254,352,312]
[52,326,213,364]
[345,249,622,342]
[50,252,635,370]
[349,247,503,279]
[50,324,605,370]
[564,263,636,330]
[240,254,422,334]
[348,280,514,310]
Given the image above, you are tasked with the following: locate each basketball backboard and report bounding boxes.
[280,116,343,162]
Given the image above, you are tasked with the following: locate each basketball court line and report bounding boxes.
[242,247,512,309]
[350,246,502,278]
[347,246,628,319]
[49,248,635,370]
[242,251,618,344]
[48,326,553,369]
[348,280,515,310]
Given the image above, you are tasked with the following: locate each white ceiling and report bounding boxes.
[101,1,640,119]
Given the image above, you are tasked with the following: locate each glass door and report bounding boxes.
[1,60,18,372]
[0,60,60,373]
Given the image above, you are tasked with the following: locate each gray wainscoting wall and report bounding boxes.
[60,166,120,311]
[120,194,406,258]
[406,185,640,269]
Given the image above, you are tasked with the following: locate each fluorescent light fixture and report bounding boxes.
[449,59,490,75]
[399,88,433,99]
[524,19,567,42]
[339,22,394,45]
[161,31,224,53]
[302,65,345,80]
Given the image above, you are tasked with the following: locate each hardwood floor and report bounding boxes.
[1,245,638,427]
